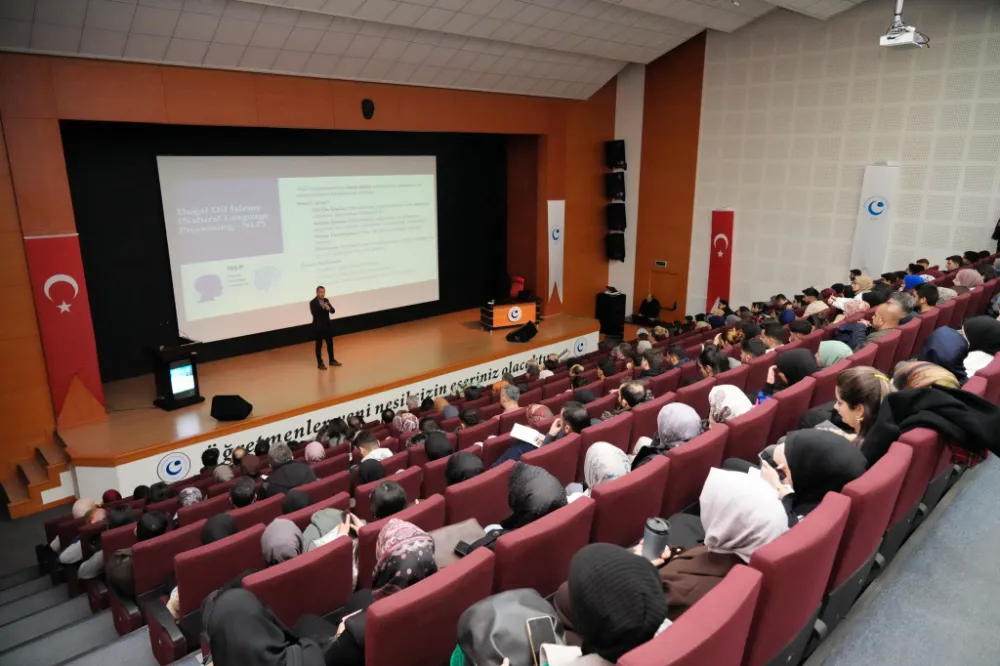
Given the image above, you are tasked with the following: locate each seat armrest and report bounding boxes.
[139,595,186,646]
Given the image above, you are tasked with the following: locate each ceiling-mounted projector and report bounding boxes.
[879,0,929,49]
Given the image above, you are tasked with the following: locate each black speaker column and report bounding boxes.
[506,322,538,343]
[603,140,626,261]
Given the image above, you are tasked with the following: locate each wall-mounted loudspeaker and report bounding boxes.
[605,203,626,231]
[211,394,253,421]
[506,321,538,343]
[361,99,375,120]
[604,172,625,200]
[604,140,626,170]
[605,232,625,261]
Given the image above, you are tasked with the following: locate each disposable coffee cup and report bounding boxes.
[641,517,671,561]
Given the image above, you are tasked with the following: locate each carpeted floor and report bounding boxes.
[815,456,1000,666]
[0,503,72,578]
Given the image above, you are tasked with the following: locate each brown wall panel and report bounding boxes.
[634,33,705,317]
[255,75,336,129]
[0,54,57,119]
[506,135,539,293]
[0,178,17,232]
[162,67,259,126]
[0,229,30,287]
[50,60,168,123]
[4,117,76,236]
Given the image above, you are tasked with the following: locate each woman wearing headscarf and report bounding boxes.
[213,465,235,484]
[262,518,304,566]
[573,388,596,404]
[48,498,98,551]
[201,514,238,545]
[631,403,703,470]
[761,429,867,526]
[918,327,969,384]
[501,463,568,531]
[757,348,818,403]
[303,441,325,463]
[432,396,450,413]
[356,459,387,485]
[173,487,204,527]
[445,452,485,486]
[391,412,419,435]
[834,298,870,323]
[568,443,629,502]
[525,403,553,426]
[817,340,853,368]
[851,274,873,295]
[952,268,984,293]
[102,489,122,505]
[423,431,453,462]
[708,385,753,427]
[963,316,1000,377]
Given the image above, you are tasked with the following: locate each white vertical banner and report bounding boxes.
[548,200,565,302]
[850,165,900,277]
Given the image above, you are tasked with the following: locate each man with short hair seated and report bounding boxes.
[229,477,256,508]
[353,430,391,464]
[262,443,317,498]
[498,384,521,414]
[787,319,812,342]
[639,349,666,378]
[915,283,939,313]
[865,300,905,344]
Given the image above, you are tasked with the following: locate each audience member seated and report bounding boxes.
[446,451,485,486]
[263,443,318,498]
[634,349,662,379]
[802,287,826,317]
[262,518,304,566]
[281,490,312,515]
[468,463,568,553]
[788,318,813,341]
[424,431,453,462]
[201,447,220,475]
[760,321,786,350]
[254,440,271,458]
[147,481,172,504]
[541,401,591,445]
[698,347,731,378]
[302,497,359,552]
[892,361,960,391]
[132,485,149,501]
[945,255,962,272]
[76,505,136,580]
[201,514,238,545]
[594,357,615,382]
[832,367,892,452]
[817,340,852,368]
[213,465,234,484]
[635,328,653,353]
[381,408,395,426]
[741,337,768,362]
[953,269,984,295]
[230,477,257,509]
[353,430,391,465]
[632,402,703,469]
[393,412,420,437]
[708,385,753,428]
[757,349,817,403]
[852,273,874,296]
[525,359,542,382]
[494,405,554,466]
[453,408,479,430]
[370,480,408,521]
[963,316,1000,378]
[665,345,691,368]
[541,355,560,378]
[357,459,388,487]
[568,442,630,502]
[239,454,261,479]
[865,300,906,344]
[918,327,969,385]
[599,381,649,421]
[58,506,107,566]
[498,384,521,414]
[174,487,204,526]
[105,510,169,596]
[526,403,554,427]
[102,489,121,504]
[303,441,325,463]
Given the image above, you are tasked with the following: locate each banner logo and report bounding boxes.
[508,306,522,322]
[157,452,191,482]
[574,337,588,355]
[712,233,730,258]
[865,197,888,218]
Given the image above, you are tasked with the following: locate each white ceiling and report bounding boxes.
[0,0,868,99]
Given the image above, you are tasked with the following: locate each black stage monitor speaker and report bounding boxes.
[606,232,625,261]
[605,203,626,231]
[604,172,625,200]
[211,394,253,421]
[506,322,538,343]
[604,140,626,170]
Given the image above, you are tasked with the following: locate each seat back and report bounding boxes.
[810,359,851,407]
[578,413,633,480]
[949,292,972,328]
[934,299,956,334]
[744,356,774,396]
[145,497,180,517]
[445,460,514,526]
[353,467,423,523]
[520,434,581,487]
[518,388,543,407]
[846,342,877,368]
[723,399,778,462]
[281,492,350,531]
[871,328,902,373]
[311,454,349,479]
[422,448,482,499]
[603,370,631,393]
[177,494,232,527]
[964,375,988,397]
[891,428,944,527]
[407,444,431,469]
[102,522,139,562]
[175,524,265,616]
[799,330,824,356]
[713,364,749,391]
[661,425,728,517]
[56,516,87,550]
[618,566,763,666]
[675,377,715,420]
[744,492,850,666]
[355,495,447,589]
[379,450,410,474]
[498,407,528,434]
[481,433,514,469]
[648,368,682,397]
[540,391,571,415]
[494,498,595,597]
[457,419,499,450]
[893,319,921,365]
[132,519,206,596]
[628,392,676,449]
[207,479,238,498]
[976,356,1000,404]
[243,535,353,629]
[912,309,940,356]
[543,378,571,398]
[229,494,283,531]
[366,549,496,666]
[478,402,503,420]
[586,393,619,420]
[767,377,816,443]
[829,442,911,591]
[299,471,350,504]
[591,456,670,547]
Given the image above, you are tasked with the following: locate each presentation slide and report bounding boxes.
[156,156,439,343]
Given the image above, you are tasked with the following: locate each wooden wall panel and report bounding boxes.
[50,60,167,123]
[255,75,336,129]
[0,178,17,232]
[506,135,539,293]
[4,117,76,236]
[634,33,705,317]
[0,54,56,119]
[162,67,259,126]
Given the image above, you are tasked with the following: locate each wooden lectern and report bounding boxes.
[480,301,539,331]
[148,338,206,411]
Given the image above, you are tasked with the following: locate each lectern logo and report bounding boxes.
[508,306,522,322]
[157,452,191,482]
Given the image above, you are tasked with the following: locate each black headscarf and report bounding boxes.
[357,459,387,485]
[776,349,819,386]
[280,490,311,515]
[573,389,596,404]
[568,543,668,662]
[784,430,867,516]
[918,327,969,384]
[424,431,453,462]
[501,462,567,530]
[445,452,484,485]
[201,514,238,545]
[964,316,1000,355]
[204,588,325,666]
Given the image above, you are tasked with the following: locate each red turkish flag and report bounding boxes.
[24,235,105,415]
[706,210,734,309]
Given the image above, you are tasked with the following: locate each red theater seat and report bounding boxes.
[591,456,670,547]
[422,448,481,499]
[366,549,496,666]
[481,433,514,469]
[446,460,514,527]
[493,498,595,597]
[879,428,942,566]
[661,425,728,517]
[543,378,571,398]
[893,319,921,365]
[520,434,581,487]
[578,413,633,480]
[299,471,350,504]
[871,329,902,373]
[911,309,940,357]
[713,364,749,391]
[602,370,631,393]
[618,566,762,666]
[478,402,503,420]
[457,419,499,451]
[282,492,350,531]
[145,497,180,517]
[518,388,543,406]
[177,493,231,527]
[974,357,1000,403]
[648,368,682,397]
[768,377,816,443]
[810,359,851,408]
[723,399,777,462]
[353,467,423,523]
[355,495,447,589]
[743,492,850,666]
[311,453,349,479]
[206,479,238,498]
[949,292,972,328]
[540,391,571,416]
[586,392,618,420]
[498,407,528,434]
[744,356,774,397]
[628,392,676,449]
[228,494,283,531]
[847,343,877,369]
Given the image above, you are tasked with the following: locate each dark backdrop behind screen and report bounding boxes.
[61,121,508,382]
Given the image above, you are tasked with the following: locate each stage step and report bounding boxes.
[3,436,77,519]
[0,583,71,626]
[0,595,92,653]
[0,608,118,666]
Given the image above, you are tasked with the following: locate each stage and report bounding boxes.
[60,309,599,498]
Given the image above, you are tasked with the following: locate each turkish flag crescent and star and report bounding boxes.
[706,210,734,309]
[24,235,105,414]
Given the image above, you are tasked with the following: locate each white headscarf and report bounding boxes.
[583,442,630,491]
[656,403,702,446]
[699,468,789,562]
[708,385,753,425]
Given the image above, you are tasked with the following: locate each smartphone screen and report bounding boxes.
[759,451,785,482]
[526,616,558,666]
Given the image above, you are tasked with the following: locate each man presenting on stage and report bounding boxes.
[310,286,341,370]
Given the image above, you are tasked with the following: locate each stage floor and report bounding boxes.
[60,310,599,466]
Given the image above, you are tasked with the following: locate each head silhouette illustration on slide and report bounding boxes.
[254,266,280,291]
[195,274,222,302]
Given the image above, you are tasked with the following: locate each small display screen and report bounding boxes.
[169,362,196,398]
